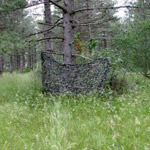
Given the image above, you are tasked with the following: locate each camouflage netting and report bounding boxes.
[41,52,110,94]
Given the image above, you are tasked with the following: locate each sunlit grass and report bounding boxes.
[0,72,150,150]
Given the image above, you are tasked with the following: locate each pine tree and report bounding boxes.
[0,0,36,73]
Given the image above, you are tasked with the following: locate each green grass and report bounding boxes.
[0,72,150,150]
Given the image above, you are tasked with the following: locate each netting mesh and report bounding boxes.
[41,52,110,94]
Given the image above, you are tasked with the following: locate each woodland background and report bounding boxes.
[0,0,150,149]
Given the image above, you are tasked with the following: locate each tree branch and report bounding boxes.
[73,54,93,61]
[0,0,65,14]
[73,5,150,14]
[26,18,63,37]
[49,0,67,12]
[36,36,64,42]
[75,17,116,26]
[41,51,93,60]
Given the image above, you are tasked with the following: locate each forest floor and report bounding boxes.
[0,72,150,150]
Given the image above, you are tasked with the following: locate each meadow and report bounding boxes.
[0,73,150,150]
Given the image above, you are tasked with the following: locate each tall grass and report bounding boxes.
[0,72,150,150]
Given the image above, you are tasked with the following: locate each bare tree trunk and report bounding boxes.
[27,43,32,69]
[33,44,37,65]
[44,0,53,56]
[86,0,91,40]
[63,0,74,64]
[31,49,34,69]
[20,52,25,73]
[13,50,20,70]
[0,54,4,74]
[27,53,32,69]
[13,50,17,70]
[16,52,20,70]
[103,31,107,48]
[9,54,13,73]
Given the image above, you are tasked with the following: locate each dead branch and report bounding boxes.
[0,0,64,14]
[76,17,116,26]
[73,54,93,61]
[42,50,93,60]
[74,5,150,14]
[49,0,67,12]
[27,18,63,37]
[36,37,64,42]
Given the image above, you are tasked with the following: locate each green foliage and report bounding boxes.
[101,49,129,94]
[0,0,27,14]
[113,19,150,77]
[0,31,28,55]
[0,73,150,149]
[74,33,99,60]
[74,32,81,42]
[0,0,36,60]
[101,49,123,71]
[87,39,98,54]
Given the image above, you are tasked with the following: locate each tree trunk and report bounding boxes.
[27,53,32,69]
[9,54,13,73]
[16,52,20,70]
[33,44,37,66]
[20,52,25,73]
[27,43,32,69]
[0,54,4,74]
[86,0,91,40]
[63,0,74,64]
[44,0,53,56]
[13,50,17,70]
[103,31,107,48]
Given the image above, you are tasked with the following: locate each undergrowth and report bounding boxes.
[0,72,150,150]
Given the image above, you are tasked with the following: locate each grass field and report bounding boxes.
[0,73,150,150]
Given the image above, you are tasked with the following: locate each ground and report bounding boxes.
[0,73,150,150]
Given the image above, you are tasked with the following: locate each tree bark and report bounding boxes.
[63,0,74,64]
[0,54,4,74]
[9,55,14,73]
[16,51,20,70]
[20,52,25,73]
[86,0,91,40]
[13,50,17,70]
[32,43,37,67]
[44,0,53,56]
[27,43,32,69]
